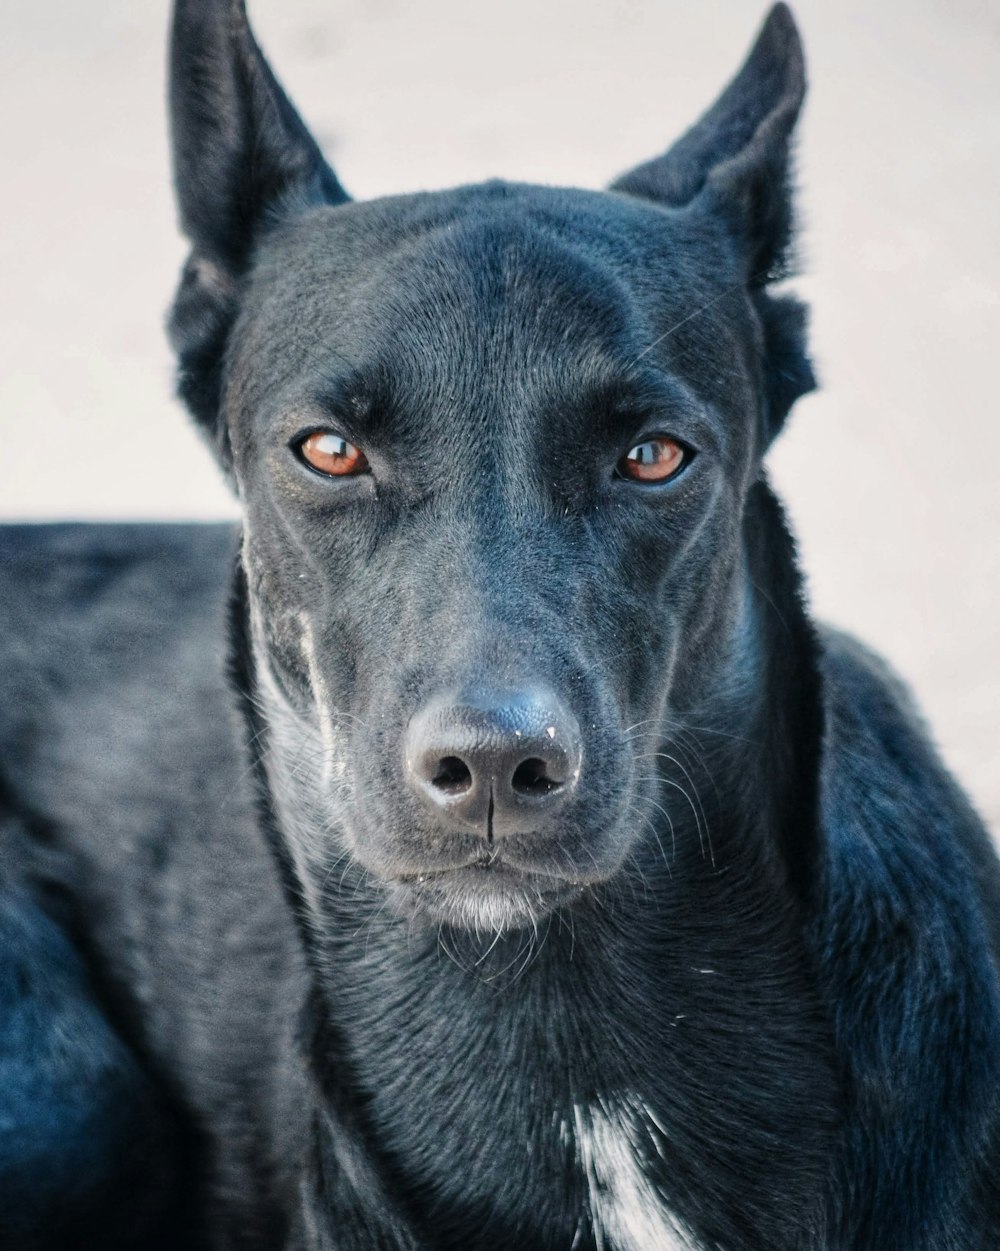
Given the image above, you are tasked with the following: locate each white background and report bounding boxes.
[0,0,996,830]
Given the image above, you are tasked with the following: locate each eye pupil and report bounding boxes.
[619,436,688,483]
[297,430,369,478]
[315,434,347,458]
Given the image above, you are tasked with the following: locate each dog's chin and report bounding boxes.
[386,862,585,934]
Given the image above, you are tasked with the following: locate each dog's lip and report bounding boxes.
[388,858,590,931]
[393,857,584,889]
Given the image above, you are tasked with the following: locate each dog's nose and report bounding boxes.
[403,688,582,837]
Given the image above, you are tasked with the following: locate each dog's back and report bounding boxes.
[0,524,306,1246]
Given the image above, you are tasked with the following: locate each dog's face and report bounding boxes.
[170,1,813,932]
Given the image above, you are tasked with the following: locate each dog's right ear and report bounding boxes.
[611,4,804,285]
[611,5,813,444]
[168,0,348,474]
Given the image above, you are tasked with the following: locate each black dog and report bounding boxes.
[1,3,999,1248]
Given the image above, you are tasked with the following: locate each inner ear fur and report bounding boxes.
[167,0,348,475]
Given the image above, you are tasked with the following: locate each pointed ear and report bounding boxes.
[612,5,813,441]
[167,0,348,474]
[611,3,805,286]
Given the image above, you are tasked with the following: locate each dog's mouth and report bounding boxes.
[389,856,586,932]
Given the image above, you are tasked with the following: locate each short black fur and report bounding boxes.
[2,4,999,1249]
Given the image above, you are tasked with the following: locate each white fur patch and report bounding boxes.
[571,1099,697,1251]
[247,605,357,910]
[298,612,344,791]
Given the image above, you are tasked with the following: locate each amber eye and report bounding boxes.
[617,436,689,483]
[297,431,369,478]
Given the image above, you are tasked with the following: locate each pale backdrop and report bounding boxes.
[0,0,996,829]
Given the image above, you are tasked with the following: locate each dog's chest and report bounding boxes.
[345,983,700,1250]
[568,1100,699,1251]
[331,907,834,1250]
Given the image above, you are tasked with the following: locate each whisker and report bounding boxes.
[626,275,764,368]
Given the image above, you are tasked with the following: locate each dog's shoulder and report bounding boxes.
[817,624,998,910]
[812,626,1000,1246]
[816,622,1000,973]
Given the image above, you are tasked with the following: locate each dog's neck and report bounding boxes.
[231,480,835,1250]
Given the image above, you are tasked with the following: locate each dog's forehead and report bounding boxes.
[234,182,744,421]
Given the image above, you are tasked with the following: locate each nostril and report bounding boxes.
[430,755,473,796]
[405,689,581,829]
[511,757,563,798]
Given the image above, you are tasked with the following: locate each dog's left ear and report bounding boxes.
[167,0,349,475]
[612,3,815,440]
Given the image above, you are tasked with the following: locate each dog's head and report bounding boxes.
[169,1,814,933]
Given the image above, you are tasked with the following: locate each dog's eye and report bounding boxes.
[617,437,689,483]
[296,431,369,478]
